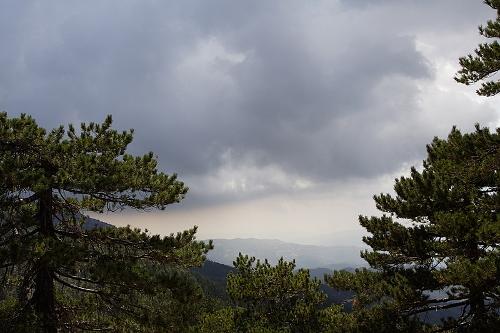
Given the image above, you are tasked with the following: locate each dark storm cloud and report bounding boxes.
[0,0,497,201]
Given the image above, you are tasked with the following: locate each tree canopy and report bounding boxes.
[227,254,326,333]
[326,126,500,332]
[455,0,500,96]
[0,113,212,332]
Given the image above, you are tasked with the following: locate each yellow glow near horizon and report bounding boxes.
[94,173,400,246]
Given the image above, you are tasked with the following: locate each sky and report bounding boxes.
[1,0,499,246]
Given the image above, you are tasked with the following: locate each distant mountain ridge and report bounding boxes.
[52,214,114,230]
[82,216,114,230]
[207,238,367,270]
[70,218,366,270]
[67,219,366,270]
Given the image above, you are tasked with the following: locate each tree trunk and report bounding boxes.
[33,189,57,333]
[469,290,485,320]
[468,241,485,322]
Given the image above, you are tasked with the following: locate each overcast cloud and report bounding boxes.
[1,0,499,211]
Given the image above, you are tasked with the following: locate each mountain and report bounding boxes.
[193,260,235,283]
[191,260,235,302]
[207,238,367,269]
[82,216,114,230]
[52,214,114,230]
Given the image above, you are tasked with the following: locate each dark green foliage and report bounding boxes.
[190,307,238,333]
[0,113,213,331]
[190,305,292,333]
[324,269,430,333]
[455,1,500,96]
[320,303,429,333]
[327,126,500,332]
[227,254,327,332]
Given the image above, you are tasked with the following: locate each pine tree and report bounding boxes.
[326,126,499,332]
[227,254,326,333]
[455,0,500,96]
[0,113,213,332]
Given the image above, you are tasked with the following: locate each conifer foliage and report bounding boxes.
[0,113,212,332]
[327,126,499,332]
[455,0,500,96]
[227,254,326,332]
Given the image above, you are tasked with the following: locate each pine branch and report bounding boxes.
[53,273,102,294]
[405,299,469,316]
[54,270,101,285]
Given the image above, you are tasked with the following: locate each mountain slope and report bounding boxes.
[82,216,114,230]
[207,238,367,269]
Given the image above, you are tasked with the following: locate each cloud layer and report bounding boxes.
[1,0,498,205]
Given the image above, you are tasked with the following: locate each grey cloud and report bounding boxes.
[0,0,497,204]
